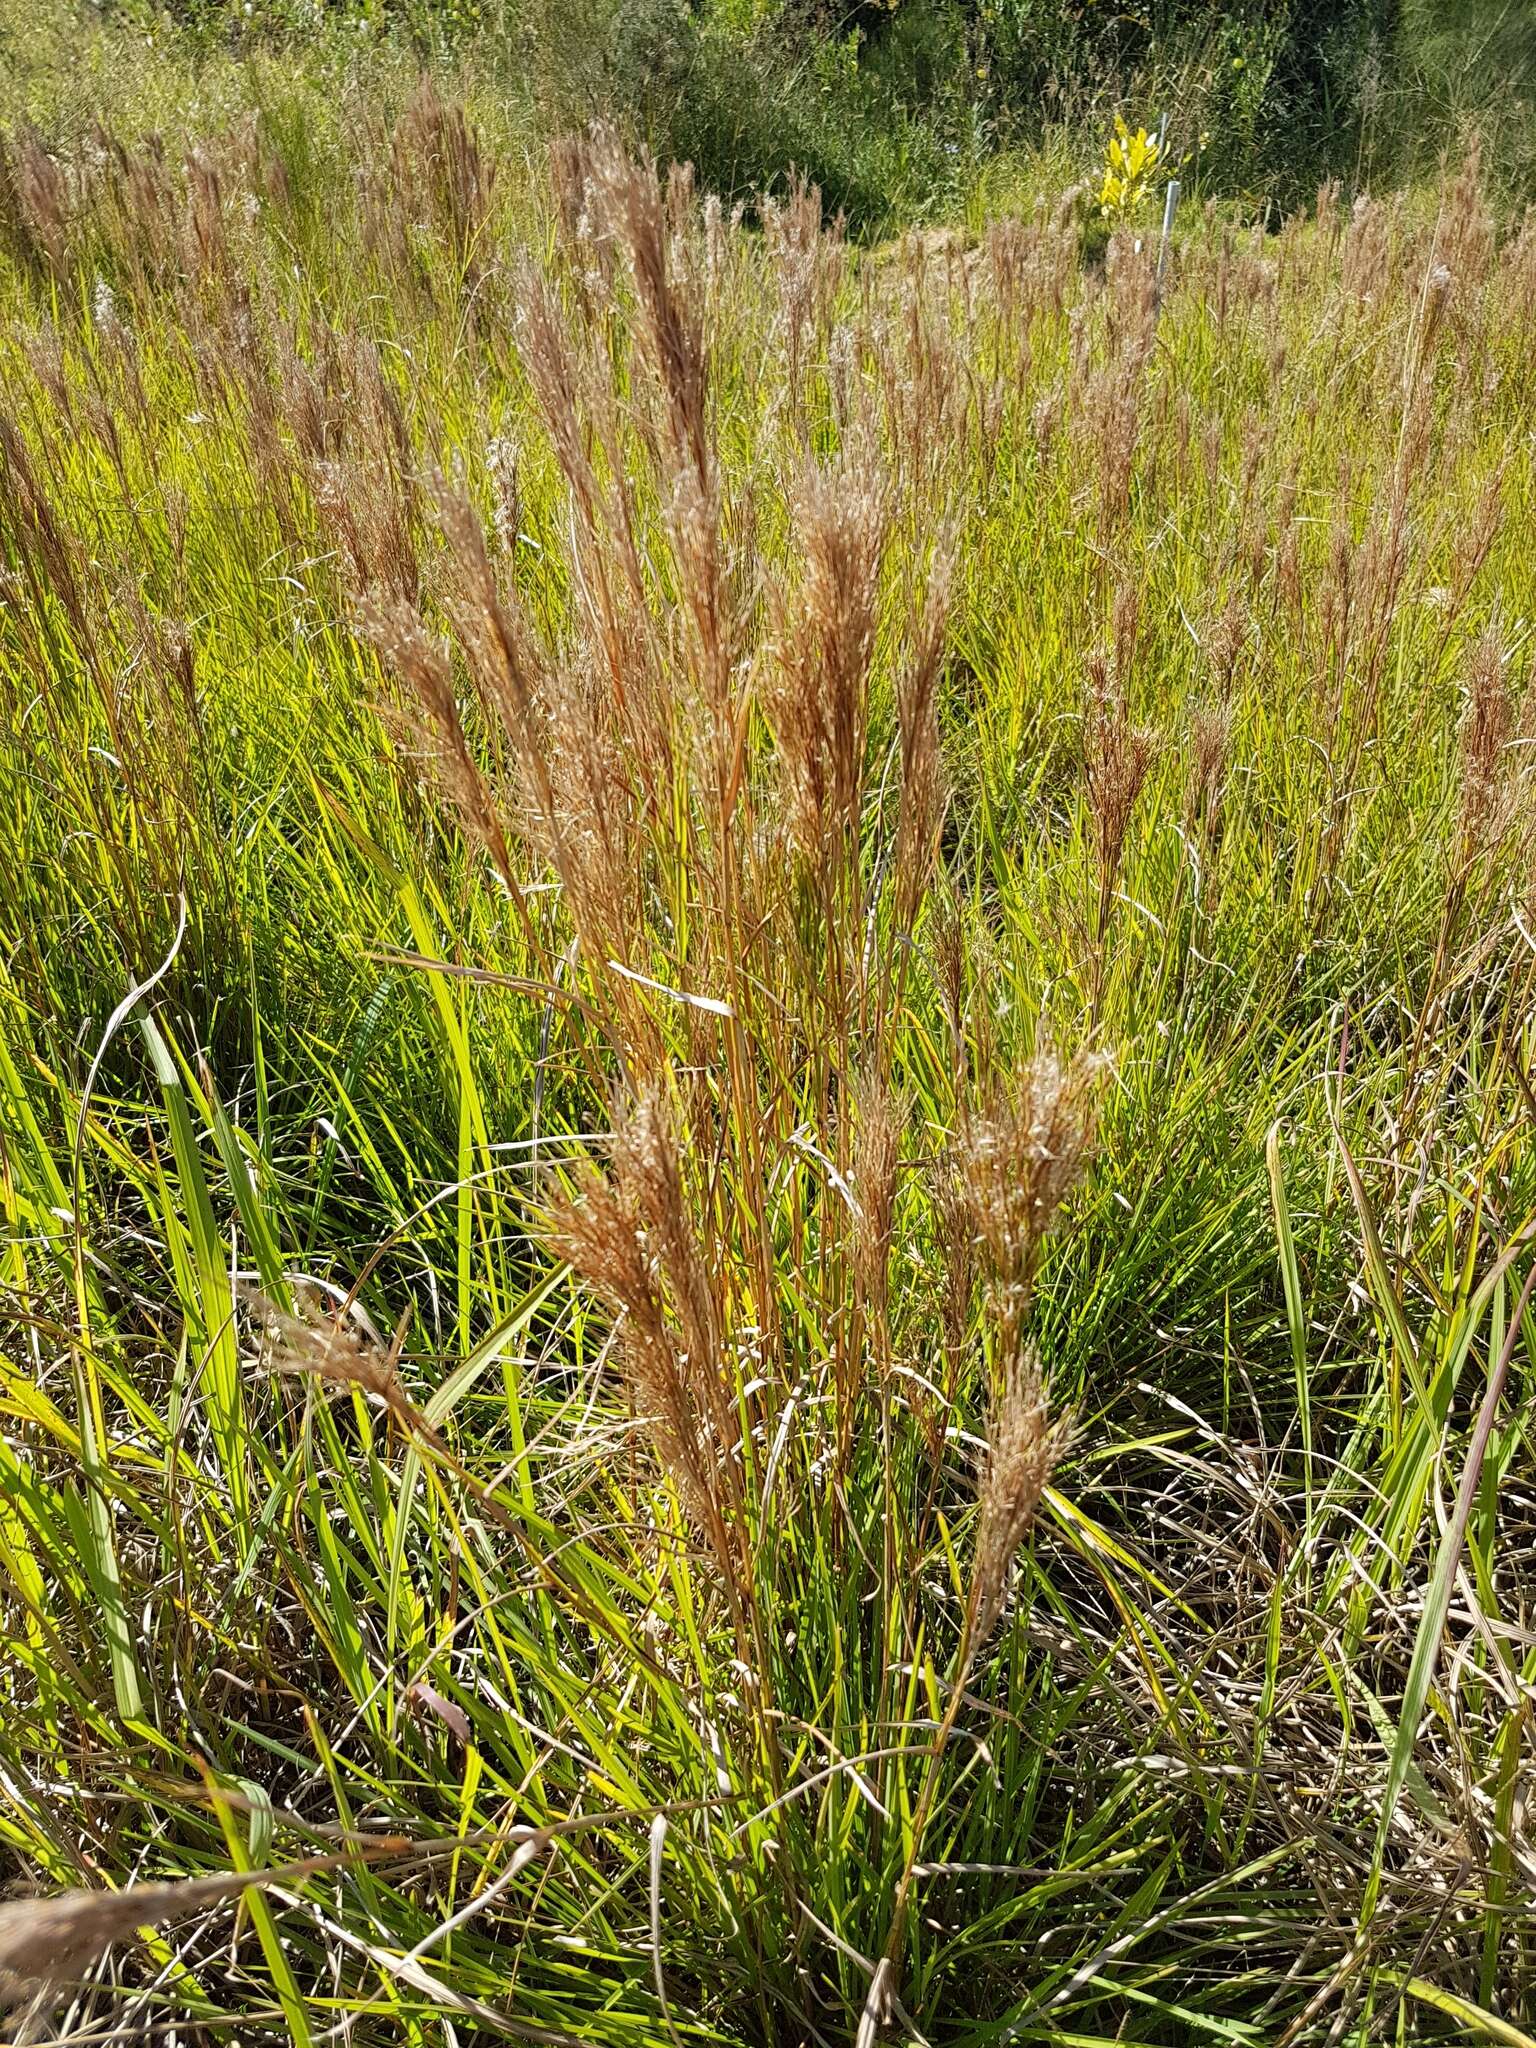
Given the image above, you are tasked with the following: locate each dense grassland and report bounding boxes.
[3,32,1536,2047]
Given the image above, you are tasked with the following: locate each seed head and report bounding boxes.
[894,549,952,929]
[1084,652,1157,932]
[544,1092,738,1547]
[1457,624,1513,867]
[766,452,888,869]
[251,1287,434,1447]
[1187,698,1232,842]
[971,1346,1073,1645]
[851,1074,906,1329]
[953,1050,1099,1314]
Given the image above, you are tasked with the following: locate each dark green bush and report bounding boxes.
[893,0,1399,204]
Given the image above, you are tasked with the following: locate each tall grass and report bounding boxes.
[1,47,1535,2048]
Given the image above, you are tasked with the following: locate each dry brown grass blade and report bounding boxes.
[0,1844,407,2006]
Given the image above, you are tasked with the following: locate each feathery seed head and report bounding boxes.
[954,1049,1100,1315]
[971,1346,1072,1645]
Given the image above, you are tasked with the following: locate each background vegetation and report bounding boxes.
[2,2,1536,2044]
[7,0,1536,231]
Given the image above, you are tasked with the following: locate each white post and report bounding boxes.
[1156,177,1181,306]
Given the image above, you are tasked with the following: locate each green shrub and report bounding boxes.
[496,0,978,231]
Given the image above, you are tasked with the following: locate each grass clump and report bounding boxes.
[0,35,1535,2048]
